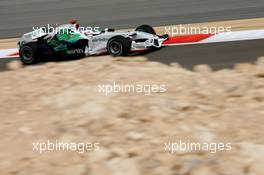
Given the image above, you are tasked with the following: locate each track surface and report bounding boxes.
[1,0,264,71]
[146,39,264,69]
[1,0,264,38]
[2,39,264,71]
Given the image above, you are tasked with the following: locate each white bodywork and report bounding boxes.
[85,30,167,55]
[18,24,168,56]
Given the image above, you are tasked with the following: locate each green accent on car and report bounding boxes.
[48,28,85,52]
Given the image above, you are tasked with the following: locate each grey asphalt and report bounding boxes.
[146,39,264,69]
[1,0,264,71]
[1,0,264,38]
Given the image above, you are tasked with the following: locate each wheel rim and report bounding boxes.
[22,47,33,61]
[110,41,122,55]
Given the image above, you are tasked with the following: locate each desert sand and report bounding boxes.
[0,56,263,175]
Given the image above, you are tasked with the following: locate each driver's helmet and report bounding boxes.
[69,19,80,29]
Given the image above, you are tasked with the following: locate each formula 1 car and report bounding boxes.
[18,23,169,64]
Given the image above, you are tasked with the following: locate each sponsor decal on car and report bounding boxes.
[67,49,83,54]
[92,38,108,42]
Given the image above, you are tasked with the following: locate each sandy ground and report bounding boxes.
[0,55,264,175]
[1,17,264,49]
[0,38,18,49]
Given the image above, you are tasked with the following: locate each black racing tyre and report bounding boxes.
[107,36,131,56]
[135,25,156,35]
[19,42,40,64]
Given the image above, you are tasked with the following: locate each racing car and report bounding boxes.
[18,23,169,64]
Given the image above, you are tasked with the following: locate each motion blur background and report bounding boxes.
[1,0,264,38]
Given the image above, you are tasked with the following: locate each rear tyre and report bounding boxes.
[19,42,40,64]
[107,36,131,56]
[136,25,156,35]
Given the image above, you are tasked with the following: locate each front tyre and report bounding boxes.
[136,25,156,35]
[19,43,40,65]
[107,36,131,56]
